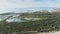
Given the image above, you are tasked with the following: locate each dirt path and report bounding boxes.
[37,31,60,34]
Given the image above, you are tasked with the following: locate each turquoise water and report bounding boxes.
[6,17,27,22]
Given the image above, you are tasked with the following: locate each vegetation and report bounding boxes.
[0,9,60,33]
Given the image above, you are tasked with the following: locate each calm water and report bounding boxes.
[6,17,26,22]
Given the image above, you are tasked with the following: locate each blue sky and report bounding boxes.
[0,0,60,13]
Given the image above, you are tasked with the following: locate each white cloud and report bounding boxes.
[0,0,60,13]
[0,0,60,8]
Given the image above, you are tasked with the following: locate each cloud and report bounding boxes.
[0,0,60,8]
[0,0,60,13]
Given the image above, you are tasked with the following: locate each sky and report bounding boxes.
[0,0,60,13]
